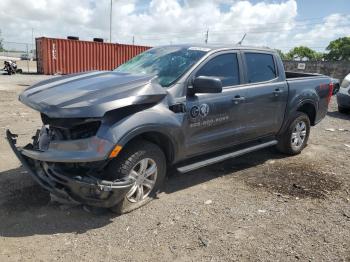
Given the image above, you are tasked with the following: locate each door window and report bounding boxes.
[245,53,277,83]
[196,53,240,87]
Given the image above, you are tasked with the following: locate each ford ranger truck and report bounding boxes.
[6,45,334,214]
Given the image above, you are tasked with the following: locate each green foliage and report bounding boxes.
[275,49,287,60]
[325,37,350,61]
[286,46,323,61]
[314,52,324,61]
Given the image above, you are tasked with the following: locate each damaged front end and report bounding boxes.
[6,118,134,208]
[6,71,167,208]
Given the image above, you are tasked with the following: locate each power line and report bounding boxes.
[133,23,350,41]
[209,22,350,34]
[126,21,350,41]
[135,14,348,36]
[121,14,350,38]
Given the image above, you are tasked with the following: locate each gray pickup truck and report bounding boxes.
[7,45,334,214]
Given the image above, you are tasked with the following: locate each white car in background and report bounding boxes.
[337,74,350,113]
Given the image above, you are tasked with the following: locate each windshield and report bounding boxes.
[114,46,208,87]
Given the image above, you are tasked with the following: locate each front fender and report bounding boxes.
[117,124,178,147]
[100,104,186,163]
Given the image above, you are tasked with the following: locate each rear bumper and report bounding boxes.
[6,130,134,208]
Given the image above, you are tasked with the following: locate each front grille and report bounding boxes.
[41,114,101,140]
[49,121,101,140]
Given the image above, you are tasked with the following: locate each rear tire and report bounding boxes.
[277,112,310,155]
[106,139,166,215]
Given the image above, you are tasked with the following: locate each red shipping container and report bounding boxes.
[36,37,150,75]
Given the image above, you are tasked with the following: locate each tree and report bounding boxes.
[314,52,325,61]
[286,46,322,61]
[325,37,350,61]
[275,49,287,60]
[0,29,4,52]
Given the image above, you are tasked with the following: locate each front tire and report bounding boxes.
[106,140,166,215]
[277,112,310,155]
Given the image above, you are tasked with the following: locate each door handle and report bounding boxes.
[232,95,246,104]
[273,88,284,96]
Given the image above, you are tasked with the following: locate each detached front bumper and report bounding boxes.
[6,130,134,208]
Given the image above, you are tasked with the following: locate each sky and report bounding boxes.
[0,0,349,52]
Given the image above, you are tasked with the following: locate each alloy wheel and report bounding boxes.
[291,120,307,151]
[126,158,158,203]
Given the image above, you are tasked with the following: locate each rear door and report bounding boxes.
[238,51,288,140]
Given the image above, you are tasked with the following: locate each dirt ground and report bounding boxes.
[0,74,349,262]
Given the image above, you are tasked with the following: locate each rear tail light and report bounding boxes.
[327,82,334,105]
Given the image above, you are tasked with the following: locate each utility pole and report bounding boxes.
[31,28,34,58]
[109,0,113,42]
[205,29,209,44]
[26,44,29,73]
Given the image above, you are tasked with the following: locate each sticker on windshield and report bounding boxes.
[188,47,211,52]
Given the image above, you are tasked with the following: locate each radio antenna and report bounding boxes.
[237,33,247,45]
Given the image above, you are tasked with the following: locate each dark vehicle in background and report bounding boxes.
[331,78,340,95]
[7,45,334,214]
[20,53,36,61]
[337,73,350,113]
[20,54,30,60]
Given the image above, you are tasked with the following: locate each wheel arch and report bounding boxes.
[117,127,177,164]
[296,101,317,125]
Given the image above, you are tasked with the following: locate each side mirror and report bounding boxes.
[190,76,223,95]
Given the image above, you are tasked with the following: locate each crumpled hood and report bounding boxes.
[19,71,167,118]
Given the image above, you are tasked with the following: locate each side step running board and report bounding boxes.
[177,140,278,173]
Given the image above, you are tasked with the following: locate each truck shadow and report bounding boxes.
[163,147,286,195]
[0,148,285,237]
[327,111,350,120]
[0,167,115,237]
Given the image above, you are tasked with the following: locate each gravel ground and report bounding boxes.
[0,74,349,261]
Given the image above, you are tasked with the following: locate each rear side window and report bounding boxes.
[245,53,277,83]
[196,53,240,87]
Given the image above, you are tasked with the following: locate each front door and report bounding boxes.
[184,52,247,157]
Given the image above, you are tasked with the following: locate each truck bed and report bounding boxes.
[285,71,323,79]
[286,72,332,125]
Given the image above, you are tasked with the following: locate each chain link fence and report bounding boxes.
[0,41,37,73]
